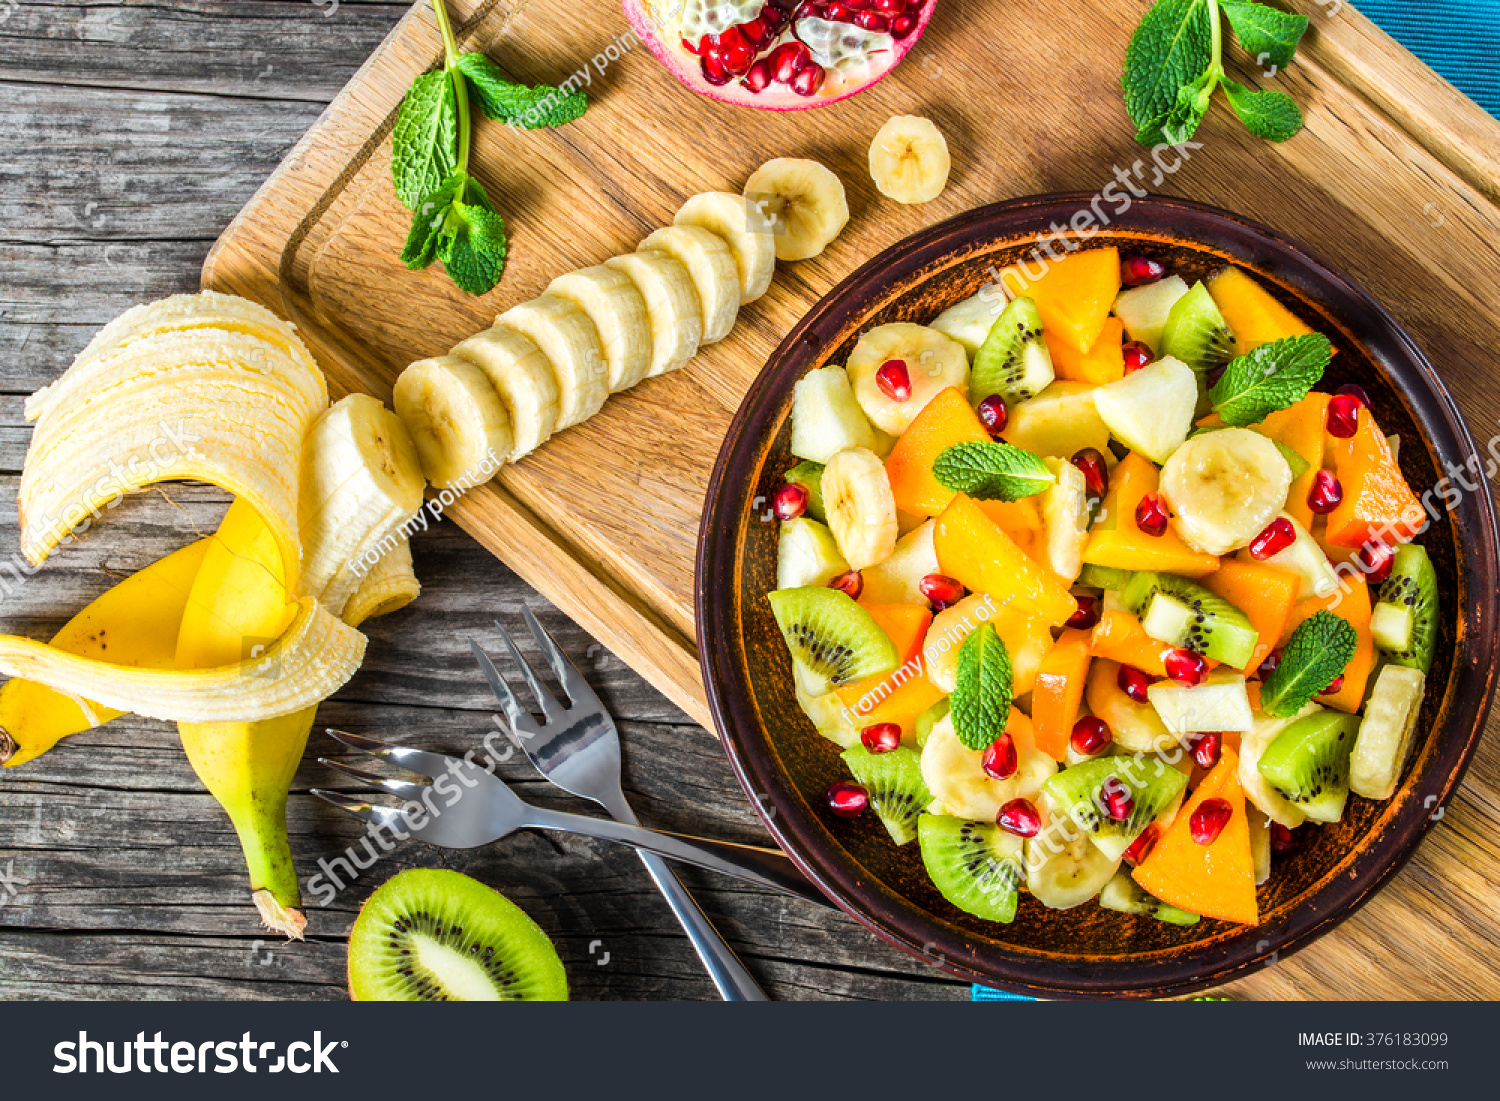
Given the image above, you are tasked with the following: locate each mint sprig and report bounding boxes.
[1124,0,1308,148]
[1208,333,1332,426]
[391,0,586,296]
[933,442,1055,502]
[951,624,1013,751]
[1260,610,1357,718]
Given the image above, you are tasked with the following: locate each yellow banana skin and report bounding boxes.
[0,539,210,769]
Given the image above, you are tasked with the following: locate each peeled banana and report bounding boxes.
[639,225,740,343]
[394,356,514,489]
[1158,428,1293,555]
[674,191,777,303]
[547,265,653,391]
[743,157,850,262]
[821,446,899,571]
[604,250,703,376]
[868,115,950,205]
[845,323,970,435]
[496,294,610,431]
[344,540,421,629]
[450,325,561,460]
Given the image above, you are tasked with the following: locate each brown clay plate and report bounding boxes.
[696,194,1500,999]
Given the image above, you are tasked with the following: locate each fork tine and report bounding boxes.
[520,605,603,713]
[318,758,430,802]
[311,789,410,835]
[324,729,451,780]
[493,618,567,721]
[468,639,533,733]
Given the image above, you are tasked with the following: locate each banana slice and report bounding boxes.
[1039,457,1090,584]
[742,157,850,262]
[343,539,421,629]
[546,265,653,392]
[674,191,776,303]
[393,355,513,489]
[1158,428,1294,555]
[450,325,560,460]
[821,446,898,570]
[869,115,951,205]
[496,294,608,431]
[639,226,741,344]
[603,251,703,377]
[845,323,970,435]
[1024,793,1122,909]
[921,714,1055,822]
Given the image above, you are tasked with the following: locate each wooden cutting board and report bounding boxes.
[203,0,1500,999]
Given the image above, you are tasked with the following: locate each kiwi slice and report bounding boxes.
[784,460,827,522]
[917,813,1025,923]
[1159,281,1237,386]
[1078,563,1132,591]
[1099,871,1200,926]
[913,697,951,749]
[1371,544,1437,675]
[1042,757,1188,862]
[768,586,899,694]
[1256,710,1360,823]
[348,868,568,1001]
[842,744,932,845]
[971,295,1054,406]
[1123,571,1258,669]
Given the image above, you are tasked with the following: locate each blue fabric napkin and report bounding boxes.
[1355,0,1500,119]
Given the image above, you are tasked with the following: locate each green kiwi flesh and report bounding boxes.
[784,461,827,522]
[768,587,899,693]
[1123,571,1258,669]
[1078,563,1132,591]
[1042,757,1188,862]
[917,814,1024,923]
[971,295,1054,406]
[1373,544,1437,675]
[1099,871,1200,926]
[1159,281,1237,384]
[1256,710,1360,823]
[842,745,931,845]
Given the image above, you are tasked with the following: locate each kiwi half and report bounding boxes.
[1257,710,1359,823]
[768,587,899,694]
[917,814,1024,923]
[842,744,931,845]
[1042,757,1188,862]
[1099,870,1200,926]
[971,295,1054,406]
[1159,281,1237,386]
[348,868,568,1001]
[1078,563,1132,592]
[1372,544,1437,675]
[1123,571,1258,669]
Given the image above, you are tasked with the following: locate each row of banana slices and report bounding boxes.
[394,158,851,488]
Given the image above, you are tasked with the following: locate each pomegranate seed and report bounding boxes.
[1101,777,1134,821]
[1070,447,1109,499]
[1359,541,1395,584]
[873,0,903,12]
[790,62,825,97]
[794,1,823,20]
[1122,341,1152,373]
[981,733,1018,780]
[768,41,810,83]
[1189,731,1222,770]
[1255,650,1281,681]
[1066,594,1102,631]
[1135,493,1169,537]
[1327,392,1361,439]
[740,60,772,92]
[823,0,851,18]
[996,798,1043,839]
[828,570,863,600]
[1122,823,1159,867]
[876,359,912,402]
[1248,517,1296,560]
[827,781,868,818]
[1307,469,1343,514]
[844,0,871,8]
[738,15,773,47]
[681,36,702,55]
[1191,798,1233,845]
[1336,383,1371,408]
[700,53,732,85]
[763,0,793,23]
[718,24,748,49]
[718,39,755,74]
[1117,664,1154,704]
[976,394,1008,437]
[918,573,963,605]
[854,10,888,30]
[890,13,915,36]
[1164,647,1209,686]
[1319,674,1345,696]
[1271,822,1298,854]
[1070,715,1112,756]
[860,722,902,753]
[1121,256,1166,286]
[773,481,809,520]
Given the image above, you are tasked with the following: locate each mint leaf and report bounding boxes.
[1260,610,1358,718]
[1123,0,1215,134]
[1209,333,1332,426]
[391,70,459,210]
[1137,66,1219,146]
[1222,78,1304,141]
[1220,0,1308,71]
[400,175,465,270]
[951,624,1013,751]
[454,53,588,127]
[933,442,1055,502]
[403,173,508,294]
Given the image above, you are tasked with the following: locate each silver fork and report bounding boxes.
[472,611,770,1001]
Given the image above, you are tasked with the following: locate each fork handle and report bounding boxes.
[524,807,835,909]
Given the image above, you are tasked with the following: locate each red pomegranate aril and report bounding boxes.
[1070,715,1112,756]
[843,0,871,8]
[1360,541,1395,584]
[918,573,964,605]
[740,58,772,92]
[790,62,826,97]
[1117,664,1154,704]
[719,39,755,74]
[773,481,809,520]
[876,358,912,402]
[1255,650,1281,681]
[828,570,863,599]
[1121,255,1166,286]
[1122,823,1159,867]
[1066,594,1102,631]
[890,13,916,36]
[981,733,1018,781]
[1070,447,1109,498]
[1307,469,1343,514]
[1164,647,1209,686]
[823,1,851,19]
[739,15,773,47]
[1102,778,1134,822]
[681,36,702,55]
[1122,341,1152,373]
[873,0,903,12]
[762,2,792,26]
[1336,383,1371,409]
[1189,731,1222,770]
[794,0,823,19]
[700,53,732,84]
[976,394,1009,437]
[860,722,902,753]
[1271,822,1298,854]
[1319,674,1345,696]
[827,781,868,818]
[768,41,810,83]
[1135,493,1169,537]
[854,10,889,30]
[1190,798,1233,845]
[1327,392,1361,439]
[996,798,1042,839]
[1248,517,1296,560]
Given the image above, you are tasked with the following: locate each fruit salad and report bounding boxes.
[766,247,1437,928]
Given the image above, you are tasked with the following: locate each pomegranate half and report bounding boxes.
[624,0,935,110]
